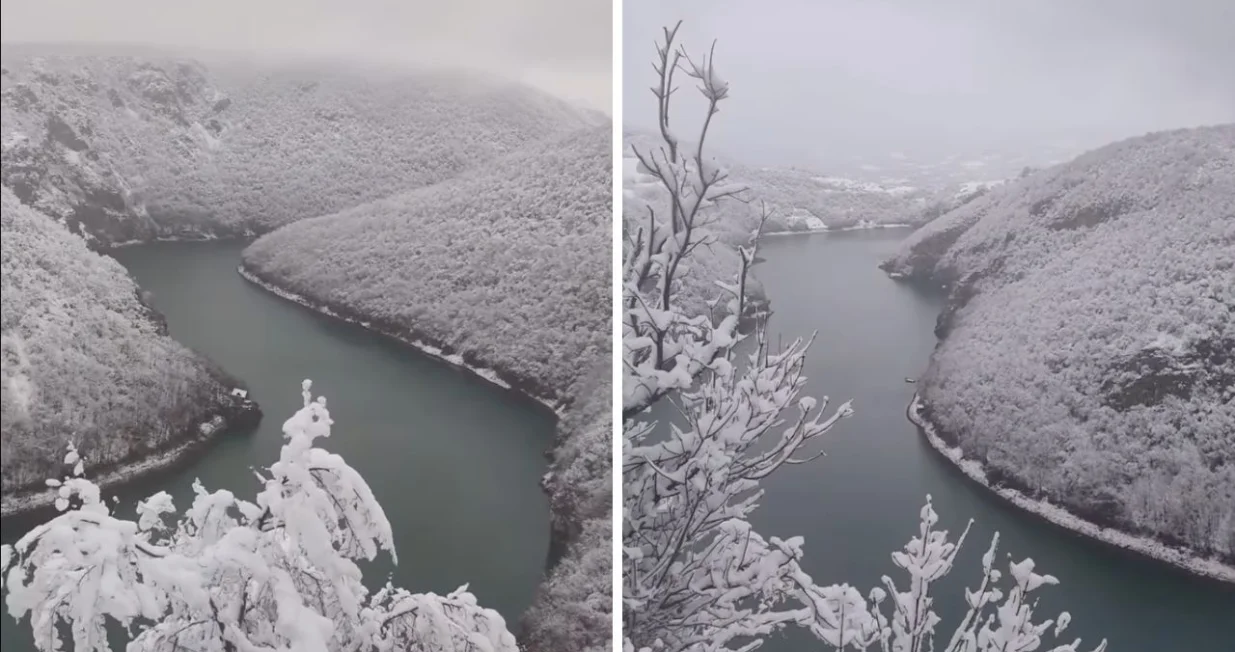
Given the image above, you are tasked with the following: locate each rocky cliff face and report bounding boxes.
[884,125,1235,561]
[2,52,231,245]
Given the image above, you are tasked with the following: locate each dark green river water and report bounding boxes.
[645,229,1234,651]
[1,240,555,649]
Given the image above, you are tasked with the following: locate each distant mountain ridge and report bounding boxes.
[1,46,595,246]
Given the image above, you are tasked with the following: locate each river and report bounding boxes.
[0,240,555,649]
[646,229,1233,651]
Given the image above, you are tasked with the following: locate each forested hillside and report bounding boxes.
[520,366,612,652]
[1,47,596,246]
[3,47,612,652]
[0,188,236,494]
[623,131,932,234]
[242,125,611,406]
[884,125,1235,561]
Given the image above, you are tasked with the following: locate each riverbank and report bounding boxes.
[907,393,1235,584]
[0,395,261,519]
[763,222,915,237]
[239,261,606,651]
[237,265,564,416]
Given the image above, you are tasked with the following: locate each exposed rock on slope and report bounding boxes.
[0,187,247,496]
[1,47,594,246]
[242,125,612,406]
[885,125,1235,563]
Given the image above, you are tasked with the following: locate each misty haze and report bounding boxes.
[621,2,1233,652]
[1,1,612,651]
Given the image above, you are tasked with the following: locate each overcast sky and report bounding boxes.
[624,0,1235,168]
[1,0,612,112]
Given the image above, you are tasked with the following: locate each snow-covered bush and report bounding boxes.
[622,22,1107,652]
[1,380,516,652]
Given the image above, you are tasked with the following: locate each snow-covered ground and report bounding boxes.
[909,394,1235,584]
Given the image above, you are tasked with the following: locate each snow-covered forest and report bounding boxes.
[0,187,247,498]
[242,124,612,406]
[520,365,612,652]
[1,46,599,246]
[884,125,1235,562]
[3,45,612,651]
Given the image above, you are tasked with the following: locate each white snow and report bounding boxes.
[908,393,1235,585]
[237,267,564,416]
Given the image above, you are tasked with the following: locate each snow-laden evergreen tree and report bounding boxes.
[1,380,516,652]
[622,22,1108,652]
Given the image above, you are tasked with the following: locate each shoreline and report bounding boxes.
[906,392,1235,585]
[239,262,588,647]
[763,222,915,238]
[237,265,565,417]
[1,403,258,519]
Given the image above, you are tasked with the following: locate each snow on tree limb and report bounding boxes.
[623,22,1107,652]
[1,380,516,652]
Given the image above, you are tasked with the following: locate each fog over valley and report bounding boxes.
[623,0,1234,175]
[2,0,612,111]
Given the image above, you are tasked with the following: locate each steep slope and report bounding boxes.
[1,47,594,246]
[519,367,612,652]
[240,125,613,652]
[884,125,1235,564]
[242,124,611,408]
[0,188,251,500]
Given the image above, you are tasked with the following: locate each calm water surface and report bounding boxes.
[648,230,1233,651]
[1,240,554,648]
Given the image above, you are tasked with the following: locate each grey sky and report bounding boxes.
[624,0,1235,168]
[1,0,612,112]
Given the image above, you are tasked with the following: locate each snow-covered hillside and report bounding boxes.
[242,124,610,407]
[884,125,1235,562]
[0,188,244,495]
[1,47,596,246]
[240,125,613,651]
[623,131,932,237]
[520,366,612,652]
[734,163,931,232]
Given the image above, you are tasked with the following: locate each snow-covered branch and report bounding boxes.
[622,22,1107,652]
[1,380,516,652]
